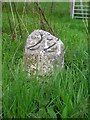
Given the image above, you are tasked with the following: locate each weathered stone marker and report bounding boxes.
[24,30,64,76]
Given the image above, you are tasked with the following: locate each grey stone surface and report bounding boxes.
[24,30,64,76]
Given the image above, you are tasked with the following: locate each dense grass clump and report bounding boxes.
[3,61,88,118]
[2,2,89,119]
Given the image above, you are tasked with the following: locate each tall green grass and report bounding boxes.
[2,56,88,118]
[2,2,89,119]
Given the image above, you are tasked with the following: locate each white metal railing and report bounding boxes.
[72,0,89,19]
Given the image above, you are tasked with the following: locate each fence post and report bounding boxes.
[70,0,72,16]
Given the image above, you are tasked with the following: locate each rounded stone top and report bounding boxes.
[24,30,64,76]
